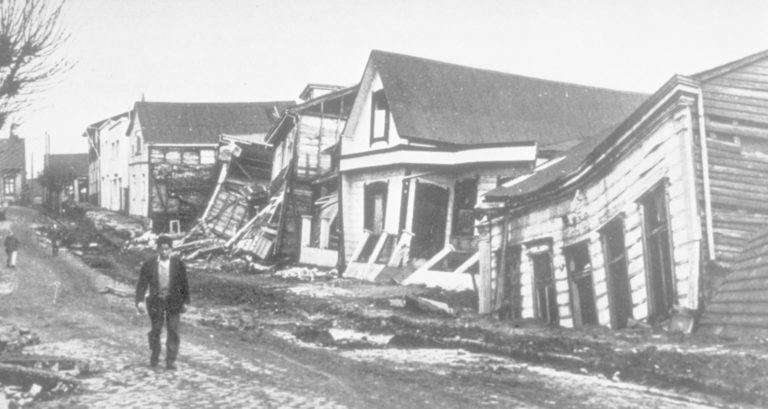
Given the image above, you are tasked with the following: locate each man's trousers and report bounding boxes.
[146,297,181,363]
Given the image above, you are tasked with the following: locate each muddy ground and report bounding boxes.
[6,204,768,407]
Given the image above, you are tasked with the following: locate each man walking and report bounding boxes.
[135,235,190,370]
[4,232,18,268]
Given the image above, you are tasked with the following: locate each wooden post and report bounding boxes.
[300,215,312,247]
[478,225,492,314]
[320,216,331,249]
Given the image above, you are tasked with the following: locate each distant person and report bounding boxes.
[135,235,190,370]
[4,232,19,268]
[48,224,60,256]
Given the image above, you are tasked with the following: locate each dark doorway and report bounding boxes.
[641,184,676,322]
[601,219,633,329]
[564,242,598,327]
[531,248,559,325]
[364,181,388,234]
[410,181,449,259]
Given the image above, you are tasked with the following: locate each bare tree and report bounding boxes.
[0,0,68,128]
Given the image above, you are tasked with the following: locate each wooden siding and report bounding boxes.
[701,57,768,268]
[700,228,768,337]
[295,115,344,181]
[487,100,701,328]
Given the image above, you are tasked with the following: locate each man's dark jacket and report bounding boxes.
[135,256,190,313]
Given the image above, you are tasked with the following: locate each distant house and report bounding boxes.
[0,134,25,206]
[82,112,131,211]
[126,101,293,233]
[338,50,647,285]
[42,153,89,212]
[478,49,768,331]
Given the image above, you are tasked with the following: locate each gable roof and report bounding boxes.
[0,137,25,171]
[82,112,130,138]
[46,153,88,178]
[693,48,768,82]
[128,101,294,144]
[369,50,649,146]
[700,227,768,337]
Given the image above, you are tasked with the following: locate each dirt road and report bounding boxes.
[0,207,753,408]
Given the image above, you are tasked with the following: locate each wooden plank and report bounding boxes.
[703,90,768,110]
[721,71,768,83]
[705,98,768,118]
[453,251,479,275]
[706,108,768,127]
[706,120,768,140]
[708,77,768,93]
[705,84,768,101]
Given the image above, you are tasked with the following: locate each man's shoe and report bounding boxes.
[165,361,177,370]
[150,355,159,368]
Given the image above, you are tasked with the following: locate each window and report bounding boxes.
[452,178,477,236]
[3,176,14,195]
[364,181,388,234]
[370,89,390,144]
[165,151,181,164]
[201,149,216,165]
[641,183,676,322]
[564,242,598,326]
[136,135,142,155]
[600,218,632,329]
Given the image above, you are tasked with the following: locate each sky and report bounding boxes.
[10,0,768,176]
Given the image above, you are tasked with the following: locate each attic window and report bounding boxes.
[370,89,390,144]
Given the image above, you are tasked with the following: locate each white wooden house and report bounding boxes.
[479,49,768,331]
[338,51,647,285]
[83,112,131,211]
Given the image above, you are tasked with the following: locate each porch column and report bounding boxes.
[319,217,331,249]
[477,219,493,314]
[300,215,312,247]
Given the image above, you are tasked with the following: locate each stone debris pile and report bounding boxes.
[273,267,338,282]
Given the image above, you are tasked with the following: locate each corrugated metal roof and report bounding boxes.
[131,101,294,144]
[0,137,24,170]
[372,50,649,146]
[46,153,88,178]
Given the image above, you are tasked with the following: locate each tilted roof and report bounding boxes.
[46,153,88,178]
[0,137,25,171]
[370,50,649,146]
[129,101,294,144]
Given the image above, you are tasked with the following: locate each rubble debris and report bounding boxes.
[273,266,338,281]
[404,295,457,317]
[0,323,40,354]
[0,363,80,392]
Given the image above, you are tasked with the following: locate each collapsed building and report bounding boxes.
[125,101,292,233]
[184,85,356,264]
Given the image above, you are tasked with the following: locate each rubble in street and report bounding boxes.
[0,321,84,406]
[50,203,768,407]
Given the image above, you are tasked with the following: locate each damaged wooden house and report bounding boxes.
[338,50,646,288]
[191,85,356,264]
[126,100,292,233]
[476,49,768,331]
